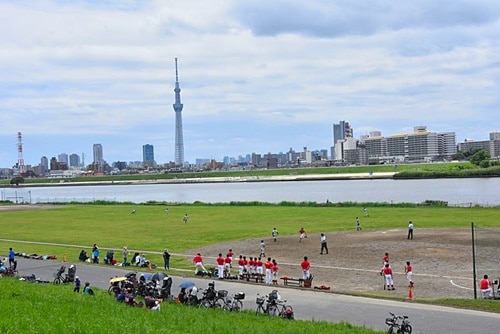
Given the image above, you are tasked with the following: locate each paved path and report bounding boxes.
[11,257,500,334]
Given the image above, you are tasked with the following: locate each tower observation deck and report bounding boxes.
[173,58,184,166]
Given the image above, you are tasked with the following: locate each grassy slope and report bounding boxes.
[0,278,382,334]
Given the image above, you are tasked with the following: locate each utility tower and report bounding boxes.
[173,58,184,166]
[17,131,26,175]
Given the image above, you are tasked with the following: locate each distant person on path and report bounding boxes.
[91,243,98,263]
[73,276,81,293]
[356,217,362,231]
[407,221,414,240]
[122,246,129,267]
[162,249,171,270]
[192,253,207,275]
[301,256,311,280]
[363,207,369,217]
[299,227,307,242]
[381,263,395,290]
[480,274,493,299]
[405,261,413,283]
[320,233,329,254]
[8,247,15,267]
[272,227,279,242]
[183,214,189,224]
[165,208,169,215]
[260,240,266,257]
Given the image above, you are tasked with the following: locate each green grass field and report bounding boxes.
[1,203,498,270]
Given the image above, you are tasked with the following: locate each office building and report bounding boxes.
[93,144,104,165]
[142,144,155,167]
[69,153,80,168]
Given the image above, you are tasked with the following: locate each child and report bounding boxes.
[83,282,94,295]
[260,240,266,257]
[73,276,81,293]
[272,228,279,242]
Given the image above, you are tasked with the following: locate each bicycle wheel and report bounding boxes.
[268,305,278,317]
[255,305,265,315]
[53,277,63,284]
[232,300,243,312]
[386,327,394,334]
[403,325,412,334]
[108,285,114,295]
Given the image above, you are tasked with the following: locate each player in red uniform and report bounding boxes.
[300,256,311,280]
[216,253,225,279]
[381,263,395,290]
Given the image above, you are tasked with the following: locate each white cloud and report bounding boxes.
[0,0,499,167]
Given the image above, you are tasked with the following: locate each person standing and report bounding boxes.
[381,263,395,290]
[363,207,369,217]
[183,213,189,224]
[320,233,329,254]
[299,227,307,242]
[192,253,207,275]
[272,227,279,242]
[237,255,245,279]
[300,256,311,280]
[122,246,129,267]
[73,276,81,293]
[405,261,413,283]
[383,252,390,266]
[216,253,225,279]
[8,247,15,267]
[271,259,279,285]
[162,249,171,270]
[407,221,414,240]
[260,240,266,257]
[92,245,100,264]
[480,275,493,299]
[356,217,362,231]
[265,257,273,285]
[224,253,232,275]
[256,257,263,281]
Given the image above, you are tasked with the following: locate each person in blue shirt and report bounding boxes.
[8,248,15,267]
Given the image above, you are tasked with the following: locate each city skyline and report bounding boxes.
[1,1,500,168]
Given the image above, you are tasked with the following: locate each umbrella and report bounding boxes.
[109,276,127,283]
[151,272,167,282]
[179,281,195,289]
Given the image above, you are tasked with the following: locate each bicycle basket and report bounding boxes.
[217,290,228,298]
[256,296,265,305]
[234,292,245,300]
[385,318,395,326]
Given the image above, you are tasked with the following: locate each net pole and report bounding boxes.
[471,221,477,300]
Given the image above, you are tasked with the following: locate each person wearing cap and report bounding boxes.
[192,253,207,275]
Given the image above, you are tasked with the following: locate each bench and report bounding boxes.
[281,276,303,287]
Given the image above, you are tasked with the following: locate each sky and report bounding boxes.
[1,0,499,168]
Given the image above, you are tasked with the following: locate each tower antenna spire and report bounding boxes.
[173,58,184,166]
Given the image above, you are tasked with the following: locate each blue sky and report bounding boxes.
[1,0,499,167]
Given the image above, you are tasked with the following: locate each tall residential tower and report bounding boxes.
[173,58,184,166]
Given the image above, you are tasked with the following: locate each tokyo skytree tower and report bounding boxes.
[173,58,184,166]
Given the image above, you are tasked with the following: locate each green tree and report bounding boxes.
[10,176,24,186]
[469,149,490,167]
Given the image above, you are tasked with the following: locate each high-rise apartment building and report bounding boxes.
[332,121,353,160]
[69,153,80,167]
[93,144,104,165]
[142,144,155,167]
[58,153,69,165]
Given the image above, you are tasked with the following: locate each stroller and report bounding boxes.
[53,264,77,284]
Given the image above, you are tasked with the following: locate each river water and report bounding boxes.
[3,178,499,206]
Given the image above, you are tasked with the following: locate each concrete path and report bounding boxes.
[10,257,500,334]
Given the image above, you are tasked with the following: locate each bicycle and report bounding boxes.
[221,292,245,312]
[385,312,412,334]
[268,299,294,319]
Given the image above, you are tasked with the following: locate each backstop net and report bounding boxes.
[472,223,500,298]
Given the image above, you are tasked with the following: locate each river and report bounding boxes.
[2,177,499,206]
